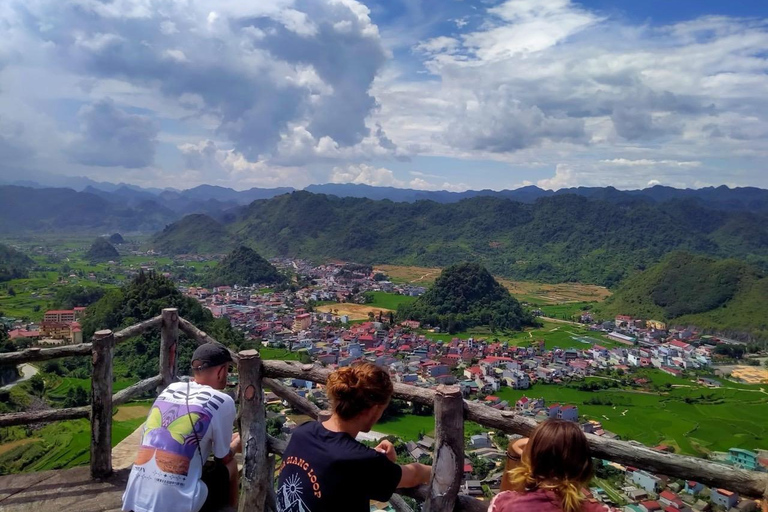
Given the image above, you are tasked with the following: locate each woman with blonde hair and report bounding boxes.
[490,420,614,512]
[276,362,431,512]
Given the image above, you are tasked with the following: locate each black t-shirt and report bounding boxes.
[276,421,403,512]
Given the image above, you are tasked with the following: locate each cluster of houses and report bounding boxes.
[3,308,85,345]
[596,447,768,511]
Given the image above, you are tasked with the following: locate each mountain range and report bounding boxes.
[151,191,768,287]
[2,181,768,235]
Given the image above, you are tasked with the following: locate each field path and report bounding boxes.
[540,316,582,327]
[0,364,39,391]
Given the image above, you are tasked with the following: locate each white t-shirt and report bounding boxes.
[122,381,236,512]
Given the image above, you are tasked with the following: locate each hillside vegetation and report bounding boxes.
[596,253,768,340]
[154,191,768,286]
[206,246,285,287]
[150,214,233,255]
[82,271,244,379]
[85,238,119,262]
[397,262,536,333]
[0,244,33,282]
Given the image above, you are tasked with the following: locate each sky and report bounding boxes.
[0,0,766,192]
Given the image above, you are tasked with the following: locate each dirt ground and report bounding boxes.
[0,438,40,456]
[724,366,768,384]
[113,404,151,422]
[316,303,395,321]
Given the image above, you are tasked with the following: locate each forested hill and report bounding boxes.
[85,238,119,262]
[206,246,286,287]
[150,214,234,255]
[155,191,768,287]
[397,262,536,333]
[0,243,33,282]
[596,252,768,340]
[82,271,244,379]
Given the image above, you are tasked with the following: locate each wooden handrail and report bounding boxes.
[0,315,163,366]
[2,314,767,508]
[0,343,93,365]
[262,360,768,499]
[113,375,164,407]
[0,406,90,427]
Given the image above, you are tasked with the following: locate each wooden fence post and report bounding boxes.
[425,384,464,512]
[91,329,114,479]
[159,308,179,391]
[238,349,269,512]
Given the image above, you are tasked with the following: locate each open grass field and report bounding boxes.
[418,321,623,351]
[494,370,768,456]
[376,414,436,440]
[259,347,304,361]
[0,404,150,473]
[47,377,136,402]
[364,291,417,310]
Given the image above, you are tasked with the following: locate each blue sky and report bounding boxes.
[0,0,766,191]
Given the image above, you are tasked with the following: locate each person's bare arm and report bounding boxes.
[398,463,431,488]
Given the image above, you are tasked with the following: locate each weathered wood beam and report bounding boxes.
[112,375,163,407]
[238,349,269,512]
[426,385,464,512]
[263,377,321,419]
[159,308,179,392]
[399,487,489,512]
[0,374,162,427]
[389,494,415,512]
[113,315,163,344]
[267,435,287,456]
[0,343,93,365]
[0,316,162,366]
[90,330,114,479]
[0,406,89,427]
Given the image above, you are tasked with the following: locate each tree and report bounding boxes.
[28,374,45,397]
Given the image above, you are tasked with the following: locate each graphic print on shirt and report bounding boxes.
[277,473,313,512]
[133,385,225,476]
[276,456,323,512]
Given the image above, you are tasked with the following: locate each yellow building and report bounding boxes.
[647,320,667,330]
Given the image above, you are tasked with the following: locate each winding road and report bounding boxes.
[0,364,39,391]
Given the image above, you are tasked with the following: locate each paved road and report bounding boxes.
[0,364,39,391]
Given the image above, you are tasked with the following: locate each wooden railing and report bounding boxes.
[2,311,767,512]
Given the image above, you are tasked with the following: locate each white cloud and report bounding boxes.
[329,163,468,191]
[330,164,402,187]
[179,139,314,188]
[537,164,578,190]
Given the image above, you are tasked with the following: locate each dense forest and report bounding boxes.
[206,246,286,287]
[397,262,537,333]
[0,243,33,282]
[153,191,768,287]
[596,252,768,340]
[151,213,234,255]
[85,238,119,262]
[81,271,244,379]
